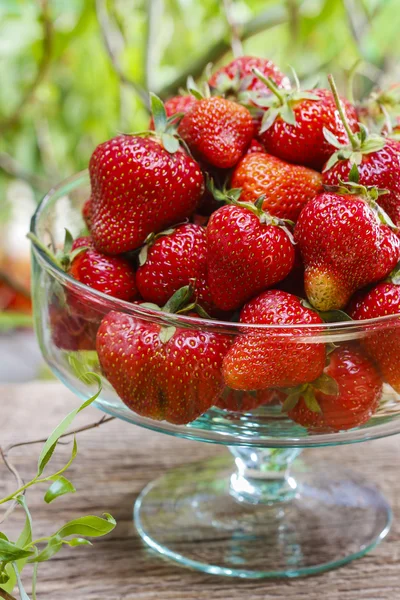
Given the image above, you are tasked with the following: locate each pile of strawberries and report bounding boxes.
[46,55,400,432]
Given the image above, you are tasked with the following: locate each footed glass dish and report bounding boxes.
[29,171,400,578]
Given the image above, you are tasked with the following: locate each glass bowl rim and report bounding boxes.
[29,170,400,332]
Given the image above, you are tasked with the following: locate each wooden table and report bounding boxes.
[1,381,400,599]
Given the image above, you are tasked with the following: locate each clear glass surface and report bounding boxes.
[29,171,399,577]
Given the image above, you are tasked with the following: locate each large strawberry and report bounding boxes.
[231,152,323,222]
[208,56,290,98]
[295,186,400,311]
[206,200,295,311]
[348,272,400,392]
[136,223,216,314]
[252,70,359,171]
[323,75,400,227]
[223,290,326,390]
[285,344,382,432]
[178,97,254,169]
[149,95,196,128]
[96,289,231,424]
[89,95,204,255]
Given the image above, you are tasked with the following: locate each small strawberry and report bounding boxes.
[178,97,254,169]
[208,56,290,98]
[231,152,323,222]
[216,388,283,411]
[49,293,99,351]
[347,269,400,392]
[285,344,382,432]
[149,95,197,128]
[89,95,204,255]
[68,236,137,301]
[246,138,265,154]
[206,199,295,311]
[96,287,231,424]
[223,290,326,390]
[252,70,359,171]
[295,185,400,311]
[323,75,400,227]
[136,223,216,314]
[82,197,93,230]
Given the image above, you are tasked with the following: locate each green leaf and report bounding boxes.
[323,151,340,172]
[37,376,102,477]
[0,570,10,584]
[259,107,279,133]
[312,373,339,396]
[323,127,343,149]
[281,391,301,412]
[161,133,180,154]
[159,326,176,343]
[29,536,63,563]
[150,92,167,134]
[280,103,296,126]
[138,245,148,266]
[63,229,74,254]
[16,496,33,549]
[0,533,8,541]
[303,388,322,413]
[319,309,353,323]
[349,163,360,183]
[67,353,100,384]
[162,284,193,314]
[62,537,92,547]
[0,540,33,563]
[56,513,116,540]
[12,564,30,600]
[44,476,76,504]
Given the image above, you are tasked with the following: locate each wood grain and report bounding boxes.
[0,381,399,599]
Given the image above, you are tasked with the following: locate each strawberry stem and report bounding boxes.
[252,68,285,105]
[327,74,359,151]
[27,232,63,270]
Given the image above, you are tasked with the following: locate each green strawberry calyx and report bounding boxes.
[281,372,339,414]
[136,93,185,154]
[300,298,353,324]
[140,284,211,343]
[27,230,89,272]
[186,75,212,100]
[249,67,320,133]
[358,84,400,135]
[207,177,295,243]
[323,74,386,172]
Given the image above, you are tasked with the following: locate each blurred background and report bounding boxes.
[1,0,399,381]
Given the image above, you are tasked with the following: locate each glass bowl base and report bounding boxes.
[134,455,392,578]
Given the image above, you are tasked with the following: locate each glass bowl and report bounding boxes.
[29,171,400,578]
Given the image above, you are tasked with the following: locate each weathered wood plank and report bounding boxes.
[0,381,399,599]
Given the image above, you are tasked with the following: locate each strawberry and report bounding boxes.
[178,97,254,169]
[49,293,99,351]
[322,75,400,227]
[68,237,137,301]
[208,56,290,98]
[96,293,231,424]
[136,223,216,314]
[231,152,323,222]
[82,197,93,230]
[223,290,326,390]
[285,344,382,432]
[149,95,196,128]
[253,70,359,171]
[206,201,295,311]
[246,138,265,154]
[89,95,204,255]
[294,186,400,311]
[216,388,282,411]
[347,274,400,392]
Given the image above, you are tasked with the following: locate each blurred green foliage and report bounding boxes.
[0,0,400,206]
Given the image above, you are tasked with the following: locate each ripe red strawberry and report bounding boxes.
[322,75,400,227]
[223,290,326,390]
[206,202,295,311]
[295,188,400,311]
[82,198,93,230]
[96,310,231,424]
[348,278,400,392]
[136,223,216,314]
[286,344,382,432]
[149,95,197,128]
[178,97,254,169]
[231,152,323,222]
[209,56,290,97]
[68,236,137,301]
[216,388,283,411]
[255,81,359,171]
[90,96,204,254]
[49,293,98,351]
